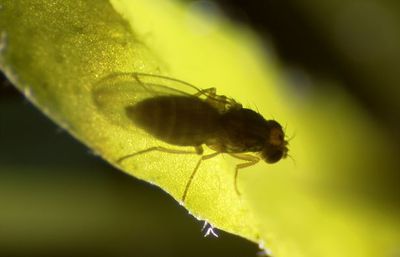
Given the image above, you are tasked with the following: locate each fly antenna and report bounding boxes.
[286,153,297,167]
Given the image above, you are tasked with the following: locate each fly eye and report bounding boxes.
[263,148,284,164]
[269,128,285,146]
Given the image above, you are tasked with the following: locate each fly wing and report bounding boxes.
[92,72,200,130]
[91,72,227,204]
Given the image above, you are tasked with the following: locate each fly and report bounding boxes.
[93,72,289,202]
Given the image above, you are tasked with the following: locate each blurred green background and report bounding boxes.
[1,0,400,256]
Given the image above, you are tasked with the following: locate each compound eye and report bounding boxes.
[278,132,284,141]
[270,127,285,146]
[263,149,284,164]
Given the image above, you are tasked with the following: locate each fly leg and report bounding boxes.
[117,145,203,164]
[228,153,260,196]
[182,152,220,202]
[117,146,219,203]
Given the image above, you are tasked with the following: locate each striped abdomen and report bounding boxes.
[125,95,220,146]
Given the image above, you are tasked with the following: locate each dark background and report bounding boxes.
[1,0,400,256]
[211,0,400,141]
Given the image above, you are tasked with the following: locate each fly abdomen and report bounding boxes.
[125,95,220,146]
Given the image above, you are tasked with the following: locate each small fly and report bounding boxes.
[93,72,289,202]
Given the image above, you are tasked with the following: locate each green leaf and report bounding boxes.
[1,1,399,257]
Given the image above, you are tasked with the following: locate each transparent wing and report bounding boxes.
[92,73,236,202]
[92,72,201,130]
[91,72,224,202]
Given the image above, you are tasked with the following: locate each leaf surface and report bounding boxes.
[1,1,399,256]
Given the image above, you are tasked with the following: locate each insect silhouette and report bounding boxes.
[93,72,289,202]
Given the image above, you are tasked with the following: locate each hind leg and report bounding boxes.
[117,145,219,203]
[117,145,203,163]
[181,152,220,202]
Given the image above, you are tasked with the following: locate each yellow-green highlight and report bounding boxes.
[0,0,399,257]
